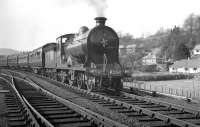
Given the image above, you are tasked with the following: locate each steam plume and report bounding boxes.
[57,0,108,16]
[86,0,108,17]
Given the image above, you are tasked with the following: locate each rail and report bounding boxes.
[122,91,200,117]
[0,74,40,127]
[22,95,54,127]
[67,85,199,127]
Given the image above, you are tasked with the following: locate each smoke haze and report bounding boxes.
[85,0,108,16]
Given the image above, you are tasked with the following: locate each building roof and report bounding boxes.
[143,53,156,59]
[170,58,200,68]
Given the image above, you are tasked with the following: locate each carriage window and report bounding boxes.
[37,51,40,56]
[62,38,67,43]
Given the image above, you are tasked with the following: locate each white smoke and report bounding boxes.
[85,0,108,17]
[56,0,108,16]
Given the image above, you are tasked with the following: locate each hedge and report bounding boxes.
[124,73,194,82]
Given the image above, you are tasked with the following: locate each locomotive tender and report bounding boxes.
[0,17,123,91]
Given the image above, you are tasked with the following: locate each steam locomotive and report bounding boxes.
[0,17,123,91]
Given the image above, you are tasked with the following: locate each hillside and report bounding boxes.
[0,48,19,55]
[119,32,165,54]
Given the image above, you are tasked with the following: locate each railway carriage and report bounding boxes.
[29,43,55,73]
[43,43,57,78]
[29,46,43,70]
[0,55,8,67]
[44,43,57,68]
[18,53,29,68]
[7,55,18,67]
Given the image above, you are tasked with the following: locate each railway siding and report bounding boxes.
[24,77,127,127]
[70,87,200,127]
[0,77,9,127]
[30,73,200,127]
[12,74,128,127]
[0,75,40,127]
[123,92,200,117]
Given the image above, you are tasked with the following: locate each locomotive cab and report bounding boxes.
[56,34,75,67]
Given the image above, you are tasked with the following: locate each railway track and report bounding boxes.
[70,85,200,127]
[30,74,200,126]
[1,73,127,127]
[0,75,40,127]
[3,70,200,127]
[14,78,96,127]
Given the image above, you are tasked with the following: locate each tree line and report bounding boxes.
[120,13,200,61]
[119,13,200,72]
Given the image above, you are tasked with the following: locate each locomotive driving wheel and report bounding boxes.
[61,75,65,83]
[60,71,67,83]
[68,80,73,86]
[86,76,95,92]
[77,72,84,89]
[77,79,83,89]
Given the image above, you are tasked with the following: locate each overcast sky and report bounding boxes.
[0,0,200,51]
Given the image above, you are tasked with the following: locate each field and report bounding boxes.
[124,78,200,100]
[145,79,200,91]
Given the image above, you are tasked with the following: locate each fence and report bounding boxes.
[123,81,200,100]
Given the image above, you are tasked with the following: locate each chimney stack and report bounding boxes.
[95,17,107,26]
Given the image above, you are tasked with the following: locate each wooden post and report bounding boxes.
[182,89,184,96]
[150,84,151,91]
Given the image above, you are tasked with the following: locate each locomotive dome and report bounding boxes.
[79,26,89,34]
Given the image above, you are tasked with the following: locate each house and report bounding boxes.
[142,53,157,65]
[192,44,200,55]
[142,48,163,65]
[126,44,136,54]
[169,58,200,73]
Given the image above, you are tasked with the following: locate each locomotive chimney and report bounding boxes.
[95,17,107,26]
